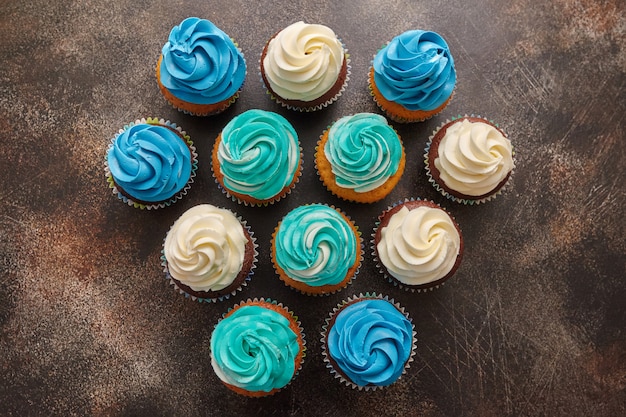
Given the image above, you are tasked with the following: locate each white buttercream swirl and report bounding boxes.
[262,21,344,101]
[434,119,514,196]
[377,206,460,285]
[164,204,247,291]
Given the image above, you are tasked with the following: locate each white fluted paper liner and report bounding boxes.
[370,198,462,292]
[104,117,198,210]
[423,114,515,205]
[211,297,306,397]
[320,292,417,391]
[270,203,363,296]
[211,146,304,207]
[160,209,258,303]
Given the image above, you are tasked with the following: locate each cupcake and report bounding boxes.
[156,17,246,116]
[424,115,515,204]
[372,199,463,291]
[271,204,362,296]
[315,113,405,203]
[211,109,302,206]
[161,204,258,302]
[260,21,350,112]
[321,293,416,390]
[368,30,456,123]
[105,117,197,210]
[210,298,306,397]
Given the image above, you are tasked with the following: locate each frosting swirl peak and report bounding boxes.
[159,17,246,104]
[373,30,456,111]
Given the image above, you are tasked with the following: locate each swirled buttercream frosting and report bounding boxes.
[216,109,301,201]
[159,17,246,104]
[377,204,461,286]
[326,298,413,387]
[434,118,514,197]
[274,204,357,287]
[373,30,456,111]
[211,303,301,393]
[262,21,345,101]
[107,122,192,203]
[324,113,402,192]
[164,204,248,292]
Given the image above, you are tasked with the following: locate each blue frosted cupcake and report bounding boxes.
[156,17,246,116]
[210,298,306,397]
[271,204,362,295]
[104,118,198,209]
[321,293,416,390]
[211,109,302,206]
[368,30,456,122]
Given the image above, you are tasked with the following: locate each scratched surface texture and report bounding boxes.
[0,0,624,416]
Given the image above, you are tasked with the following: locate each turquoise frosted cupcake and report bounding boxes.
[321,293,416,390]
[368,30,456,122]
[210,298,306,397]
[211,109,302,206]
[105,118,198,209]
[271,204,362,295]
[156,17,246,116]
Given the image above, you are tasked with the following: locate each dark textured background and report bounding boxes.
[1,0,624,416]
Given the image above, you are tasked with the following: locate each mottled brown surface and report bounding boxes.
[0,0,624,416]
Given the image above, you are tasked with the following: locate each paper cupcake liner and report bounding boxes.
[371,197,462,292]
[211,145,304,207]
[259,46,351,112]
[104,117,198,210]
[423,114,515,205]
[212,297,306,397]
[320,292,417,391]
[270,203,363,296]
[160,212,258,303]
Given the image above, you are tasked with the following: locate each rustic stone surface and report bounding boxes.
[0,0,624,416]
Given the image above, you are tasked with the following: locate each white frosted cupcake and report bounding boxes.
[260,21,350,111]
[424,115,515,204]
[372,198,463,292]
[161,204,258,302]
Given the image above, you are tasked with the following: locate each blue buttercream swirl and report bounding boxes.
[107,123,191,203]
[210,305,300,392]
[373,30,456,111]
[218,109,300,200]
[327,298,413,387]
[325,113,402,192]
[160,17,246,104]
[275,204,357,286]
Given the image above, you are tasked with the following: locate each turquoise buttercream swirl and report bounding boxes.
[328,299,413,387]
[218,109,300,200]
[211,305,299,392]
[160,17,246,104]
[275,204,357,286]
[325,113,402,192]
[373,30,456,111]
[107,123,191,203]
